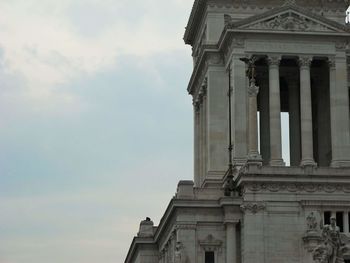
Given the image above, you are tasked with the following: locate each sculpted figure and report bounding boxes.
[313,217,344,263]
[306,212,318,232]
[174,242,184,263]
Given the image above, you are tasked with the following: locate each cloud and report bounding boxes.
[0,0,192,112]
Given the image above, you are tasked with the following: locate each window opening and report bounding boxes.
[205,251,215,263]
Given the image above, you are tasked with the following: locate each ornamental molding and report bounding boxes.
[244,182,350,193]
[301,200,350,208]
[240,202,266,214]
[267,56,281,66]
[198,234,223,252]
[248,82,259,97]
[298,56,313,68]
[225,5,349,34]
[188,48,222,96]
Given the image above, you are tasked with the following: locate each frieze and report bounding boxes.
[175,224,197,230]
[244,182,350,193]
[245,41,335,55]
[199,234,222,252]
[240,202,266,214]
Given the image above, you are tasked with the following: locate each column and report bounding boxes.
[193,102,200,187]
[268,56,285,166]
[287,71,301,166]
[344,212,349,233]
[259,73,270,165]
[299,56,316,167]
[231,56,248,165]
[226,222,237,263]
[329,56,350,167]
[247,79,262,164]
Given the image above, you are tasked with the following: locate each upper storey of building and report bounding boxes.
[184,0,349,65]
[184,0,349,45]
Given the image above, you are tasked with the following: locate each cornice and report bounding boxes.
[184,0,349,45]
[187,45,222,95]
[225,3,350,33]
[236,166,350,194]
[124,236,156,263]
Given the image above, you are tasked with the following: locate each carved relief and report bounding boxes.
[248,83,259,97]
[267,56,281,66]
[240,202,266,214]
[298,56,312,68]
[245,183,350,193]
[306,212,318,232]
[199,234,222,252]
[236,12,337,33]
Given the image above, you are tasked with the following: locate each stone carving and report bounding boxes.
[174,242,185,263]
[240,202,266,214]
[328,58,336,69]
[245,183,350,193]
[299,56,312,68]
[240,12,334,32]
[267,56,281,66]
[199,234,223,252]
[313,217,345,263]
[248,82,259,97]
[307,212,318,232]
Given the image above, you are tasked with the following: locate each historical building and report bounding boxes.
[125,0,350,262]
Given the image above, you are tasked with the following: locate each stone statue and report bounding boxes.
[313,217,344,263]
[307,212,318,232]
[174,242,185,263]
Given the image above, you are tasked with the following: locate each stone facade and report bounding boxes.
[125,1,350,263]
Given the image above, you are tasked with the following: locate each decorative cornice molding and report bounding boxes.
[225,4,350,33]
[199,234,223,252]
[244,182,350,193]
[240,202,266,214]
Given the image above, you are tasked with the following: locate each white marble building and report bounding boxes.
[125,0,350,262]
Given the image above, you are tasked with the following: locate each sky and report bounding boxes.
[0,1,195,262]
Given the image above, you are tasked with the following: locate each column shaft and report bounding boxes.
[194,104,200,187]
[231,56,248,165]
[226,223,237,263]
[344,212,349,233]
[299,56,316,167]
[268,56,285,166]
[259,75,270,165]
[287,72,301,166]
[329,55,350,167]
[247,81,262,164]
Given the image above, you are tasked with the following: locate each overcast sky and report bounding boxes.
[0,1,194,262]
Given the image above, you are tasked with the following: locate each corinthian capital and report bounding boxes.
[327,57,335,69]
[267,56,281,66]
[298,56,312,68]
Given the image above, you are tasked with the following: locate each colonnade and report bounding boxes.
[245,55,350,167]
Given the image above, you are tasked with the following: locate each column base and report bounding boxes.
[330,160,350,168]
[300,158,317,167]
[233,157,247,167]
[269,159,285,166]
[247,152,263,166]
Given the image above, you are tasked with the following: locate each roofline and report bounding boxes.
[124,236,155,263]
[184,0,207,45]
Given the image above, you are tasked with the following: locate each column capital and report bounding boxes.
[327,57,336,69]
[298,56,313,68]
[267,56,281,66]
